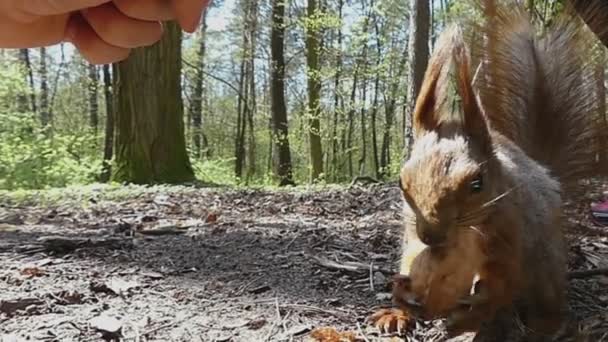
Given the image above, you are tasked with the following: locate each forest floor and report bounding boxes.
[0,181,607,342]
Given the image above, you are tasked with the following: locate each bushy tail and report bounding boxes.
[467,0,607,192]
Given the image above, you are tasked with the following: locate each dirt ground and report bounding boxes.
[0,181,607,342]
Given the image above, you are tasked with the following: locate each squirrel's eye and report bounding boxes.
[470,174,483,193]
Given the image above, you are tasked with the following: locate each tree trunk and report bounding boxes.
[234,55,247,180]
[88,64,99,134]
[112,22,194,184]
[358,74,368,176]
[381,46,409,178]
[17,49,36,112]
[331,0,344,182]
[346,65,359,179]
[370,7,382,180]
[246,0,258,182]
[101,64,114,182]
[270,0,295,186]
[191,12,209,160]
[39,47,50,127]
[306,0,324,181]
[405,0,430,155]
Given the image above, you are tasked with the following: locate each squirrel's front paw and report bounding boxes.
[446,280,489,336]
[391,274,425,316]
[368,308,412,335]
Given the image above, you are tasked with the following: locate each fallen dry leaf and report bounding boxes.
[309,327,359,342]
[205,213,219,223]
[246,318,267,330]
[20,267,45,278]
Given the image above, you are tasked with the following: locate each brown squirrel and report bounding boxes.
[369,1,605,340]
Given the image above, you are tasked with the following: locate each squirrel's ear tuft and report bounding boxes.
[412,25,489,147]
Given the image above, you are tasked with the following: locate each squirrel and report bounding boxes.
[369,1,605,341]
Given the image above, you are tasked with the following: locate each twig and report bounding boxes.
[122,314,196,341]
[369,261,375,292]
[568,267,608,279]
[309,254,393,275]
[357,322,371,342]
[264,298,282,342]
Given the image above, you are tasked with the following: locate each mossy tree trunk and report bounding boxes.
[112,22,195,184]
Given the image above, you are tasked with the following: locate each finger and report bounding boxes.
[171,0,211,33]
[66,13,130,64]
[24,0,111,16]
[113,0,173,21]
[0,14,67,47]
[81,3,163,48]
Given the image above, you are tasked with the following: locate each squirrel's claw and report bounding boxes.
[368,308,412,336]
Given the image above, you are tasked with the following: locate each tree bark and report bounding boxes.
[39,47,50,127]
[246,0,258,182]
[405,0,430,155]
[112,22,194,184]
[331,0,344,182]
[270,0,295,186]
[371,6,382,180]
[191,11,209,160]
[306,0,324,181]
[17,49,36,113]
[235,55,247,179]
[381,46,408,178]
[101,64,114,182]
[88,63,99,134]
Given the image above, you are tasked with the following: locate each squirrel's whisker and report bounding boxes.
[481,187,517,208]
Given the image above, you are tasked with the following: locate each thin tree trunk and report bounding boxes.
[17,49,35,112]
[246,0,258,182]
[346,63,360,179]
[101,64,114,182]
[381,46,408,178]
[270,0,295,186]
[370,7,382,179]
[358,79,368,177]
[191,12,208,160]
[88,64,99,134]
[331,0,344,182]
[405,0,430,155]
[306,0,324,181]
[235,55,247,179]
[112,22,194,184]
[39,47,50,127]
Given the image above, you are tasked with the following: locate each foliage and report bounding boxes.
[0,56,102,190]
[0,112,102,190]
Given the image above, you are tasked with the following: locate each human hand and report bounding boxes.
[0,0,211,64]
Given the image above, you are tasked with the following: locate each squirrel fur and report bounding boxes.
[370,1,605,340]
